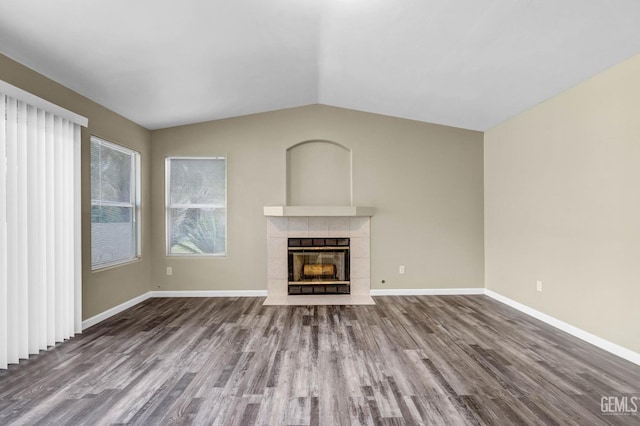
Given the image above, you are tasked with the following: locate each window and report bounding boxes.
[166,157,226,256]
[90,137,140,269]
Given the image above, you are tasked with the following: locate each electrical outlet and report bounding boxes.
[166,267,173,276]
[536,280,542,292]
[399,265,405,275]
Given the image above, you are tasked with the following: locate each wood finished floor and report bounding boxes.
[1,296,639,425]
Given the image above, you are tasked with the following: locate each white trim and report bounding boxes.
[370,288,485,296]
[484,289,640,367]
[81,290,267,330]
[81,292,152,331]
[263,205,374,217]
[80,286,640,367]
[0,80,88,127]
[149,290,268,298]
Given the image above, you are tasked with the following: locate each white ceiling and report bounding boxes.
[1,0,640,131]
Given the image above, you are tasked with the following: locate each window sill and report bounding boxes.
[165,254,227,259]
[92,258,141,273]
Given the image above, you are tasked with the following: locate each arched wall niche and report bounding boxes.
[286,140,352,206]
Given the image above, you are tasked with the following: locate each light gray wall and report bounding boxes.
[485,53,640,353]
[150,105,484,291]
[0,53,153,320]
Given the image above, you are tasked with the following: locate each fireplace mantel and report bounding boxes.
[263,206,374,217]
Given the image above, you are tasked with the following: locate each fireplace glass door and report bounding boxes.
[288,238,350,294]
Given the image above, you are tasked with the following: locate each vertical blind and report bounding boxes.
[0,81,85,369]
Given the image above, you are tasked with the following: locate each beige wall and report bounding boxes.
[151,105,484,291]
[0,54,152,320]
[485,53,640,353]
[287,140,352,206]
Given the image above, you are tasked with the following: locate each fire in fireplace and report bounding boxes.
[288,238,350,295]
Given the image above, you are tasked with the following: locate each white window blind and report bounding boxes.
[0,81,84,370]
[91,137,140,270]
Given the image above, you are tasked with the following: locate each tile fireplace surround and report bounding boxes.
[264,216,375,305]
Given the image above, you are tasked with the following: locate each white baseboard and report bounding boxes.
[82,290,267,330]
[370,288,485,296]
[81,286,640,367]
[82,291,152,331]
[149,290,268,298]
[484,289,640,367]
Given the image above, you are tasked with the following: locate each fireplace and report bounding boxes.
[288,238,350,295]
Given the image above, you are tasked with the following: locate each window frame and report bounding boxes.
[90,136,141,271]
[165,156,227,258]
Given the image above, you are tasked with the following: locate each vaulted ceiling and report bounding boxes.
[1,0,640,131]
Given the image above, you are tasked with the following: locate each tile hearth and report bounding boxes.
[264,216,374,306]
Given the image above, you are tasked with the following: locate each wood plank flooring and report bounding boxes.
[1,295,639,425]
